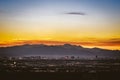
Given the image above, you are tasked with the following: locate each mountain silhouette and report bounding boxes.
[0,44,120,59]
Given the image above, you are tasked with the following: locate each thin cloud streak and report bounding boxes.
[64,12,86,15]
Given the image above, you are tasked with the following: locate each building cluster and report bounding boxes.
[0,56,120,72]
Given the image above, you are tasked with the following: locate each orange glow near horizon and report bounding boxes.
[0,40,120,50]
[0,0,120,50]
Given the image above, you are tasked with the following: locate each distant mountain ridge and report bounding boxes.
[0,44,120,59]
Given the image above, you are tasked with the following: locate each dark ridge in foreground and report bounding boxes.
[0,44,120,59]
[0,72,120,80]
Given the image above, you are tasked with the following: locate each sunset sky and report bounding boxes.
[0,0,120,50]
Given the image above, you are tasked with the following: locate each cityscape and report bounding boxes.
[0,55,120,80]
[0,56,120,73]
[0,0,120,80]
[0,44,120,80]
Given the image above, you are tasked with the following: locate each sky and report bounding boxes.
[0,0,120,50]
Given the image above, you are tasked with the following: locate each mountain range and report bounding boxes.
[0,44,120,59]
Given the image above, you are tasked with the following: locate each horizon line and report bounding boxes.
[0,40,120,50]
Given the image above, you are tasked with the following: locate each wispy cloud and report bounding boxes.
[64,12,86,15]
[99,38,120,46]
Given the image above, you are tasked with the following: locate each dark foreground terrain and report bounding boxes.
[0,72,120,80]
[0,57,120,80]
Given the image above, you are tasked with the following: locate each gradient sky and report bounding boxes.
[0,0,120,50]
